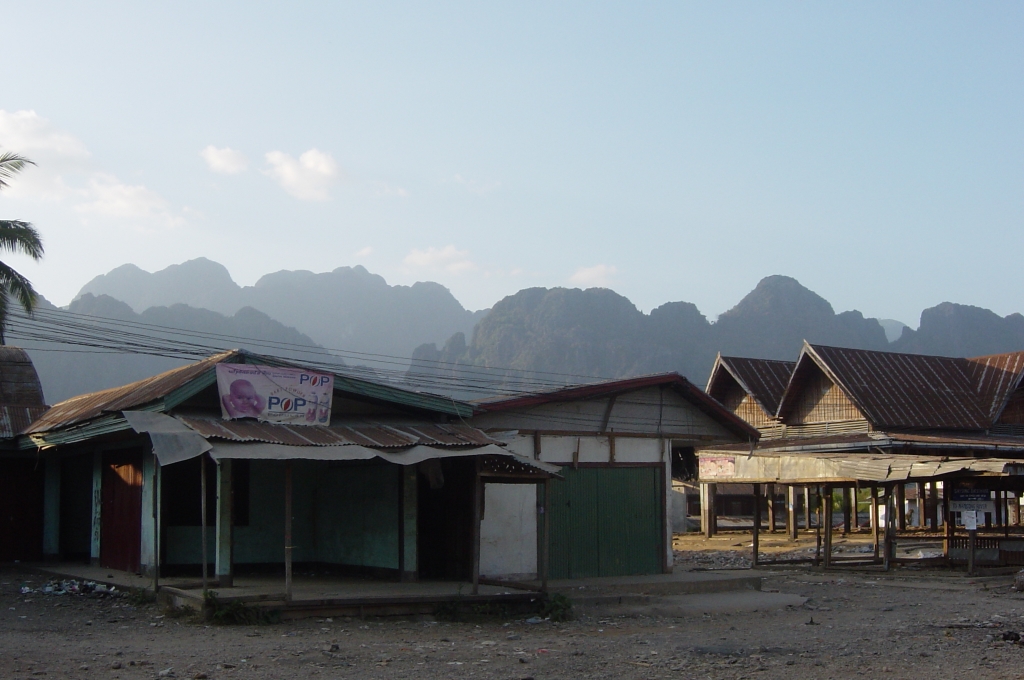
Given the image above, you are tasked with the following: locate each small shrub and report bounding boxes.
[541,593,573,622]
[124,587,155,606]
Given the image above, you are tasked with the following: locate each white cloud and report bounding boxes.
[404,245,478,274]
[451,173,500,195]
[355,246,373,258]
[200,145,248,174]
[371,181,409,198]
[75,173,181,227]
[264,148,339,201]
[0,109,183,230]
[570,264,618,287]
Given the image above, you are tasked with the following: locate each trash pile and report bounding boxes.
[20,579,116,596]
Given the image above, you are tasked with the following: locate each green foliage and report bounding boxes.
[124,587,155,606]
[541,593,573,622]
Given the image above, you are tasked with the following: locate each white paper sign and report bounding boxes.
[216,364,333,426]
[963,510,978,531]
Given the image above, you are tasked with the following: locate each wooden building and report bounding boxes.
[697,342,1024,567]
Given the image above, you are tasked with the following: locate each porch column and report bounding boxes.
[90,451,102,565]
[896,484,906,532]
[871,486,880,560]
[804,486,811,530]
[916,483,925,527]
[702,483,717,538]
[284,461,293,601]
[43,454,60,561]
[752,483,761,567]
[540,479,551,593]
[823,485,833,569]
[787,486,798,540]
[141,450,159,580]
[842,487,852,535]
[766,483,776,533]
[471,462,482,595]
[942,482,952,559]
[215,460,234,587]
[400,466,417,581]
[928,481,939,530]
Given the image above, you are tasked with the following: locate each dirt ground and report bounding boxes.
[4,548,1024,680]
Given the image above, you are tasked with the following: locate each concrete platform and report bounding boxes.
[542,566,762,606]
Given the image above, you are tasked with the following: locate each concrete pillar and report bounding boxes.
[215,459,234,587]
[701,483,717,538]
[90,452,102,565]
[140,451,159,576]
[401,466,418,580]
[43,454,60,561]
[804,486,811,530]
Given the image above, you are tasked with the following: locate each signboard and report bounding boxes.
[963,510,978,531]
[951,500,995,513]
[951,486,994,514]
[699,456,736,480]
[216,364,333,426]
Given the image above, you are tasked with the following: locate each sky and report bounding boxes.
[1,2,1022,327]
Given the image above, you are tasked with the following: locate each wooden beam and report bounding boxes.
[871,486,879,560]
[600,394,618,433]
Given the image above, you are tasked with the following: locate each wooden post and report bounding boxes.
[752,483,761,567]
[788,486,798,540]
[968,528,977,575]
[471,461,482,595]
[943,482,952,560]
[896,484,906,532]
[814,486,822,567]
[702,484,717,538]
[284,461,293,602]
[921,481,929,528]
[804,486,811,531]
[823,485,833,569]
[928,481,939,530]
[152,463,159,595]
[767,483,776,534]
[842,487,852,536]
[883,487,895,571]
[542,478,551,593]
[870,487,880,560]
[201,455,208,595]
[995,489,1003,528]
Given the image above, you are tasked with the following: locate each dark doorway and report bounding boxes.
[0,459,44,562]
[100,451,143,573]
[417,458,475,580]
[60,454,94,562]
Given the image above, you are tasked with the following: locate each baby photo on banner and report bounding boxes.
[216,364,333,426]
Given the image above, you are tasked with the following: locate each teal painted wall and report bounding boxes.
[164,459,401,570]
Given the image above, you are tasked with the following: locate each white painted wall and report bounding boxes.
[479,483,537,579]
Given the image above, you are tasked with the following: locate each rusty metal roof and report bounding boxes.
[177,416,500,448]
[964,351,1024,424]
[707,355,794,416]
[27,351,237,434]
[0,405,49,439]
[778,343,990,430]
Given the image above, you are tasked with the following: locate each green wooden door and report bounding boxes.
[547,466,663,579]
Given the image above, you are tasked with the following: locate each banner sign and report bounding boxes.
[951,486,993,514]
[699,456,736,480]
[216,364,333,426]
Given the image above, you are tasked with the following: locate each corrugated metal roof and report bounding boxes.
[177,416,500,448]
[784,344,990,430]
[964,351,1024,424]
[0,405,50,439]
[475,372,761,440]
[26,350,478,437]
[700,429,1024,456]
[710,356,794,416]
[27,351,236,434]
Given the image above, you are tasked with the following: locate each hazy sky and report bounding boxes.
[2,2,1021,327]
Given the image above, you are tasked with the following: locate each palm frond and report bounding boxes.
[0,260,38,317]
[0,221,44,260]
[0,152,35,190]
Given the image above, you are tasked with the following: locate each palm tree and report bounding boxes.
[0,151,44,344]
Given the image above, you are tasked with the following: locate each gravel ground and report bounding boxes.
[4,565,1024,679]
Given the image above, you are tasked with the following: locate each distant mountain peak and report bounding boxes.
[719,275,834,321]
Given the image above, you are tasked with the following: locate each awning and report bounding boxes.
[697,449,1024,484]
[124,411,560,477]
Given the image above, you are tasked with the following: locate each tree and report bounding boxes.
[0,152,44,344]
